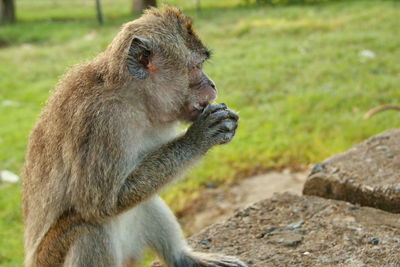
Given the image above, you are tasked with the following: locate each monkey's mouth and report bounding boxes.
[187,101,208,121]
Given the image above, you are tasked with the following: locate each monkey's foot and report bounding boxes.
[176,251,247,267]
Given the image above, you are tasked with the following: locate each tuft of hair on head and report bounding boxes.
[144,5,195,34]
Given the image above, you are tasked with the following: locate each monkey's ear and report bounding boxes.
[127,37,152,79]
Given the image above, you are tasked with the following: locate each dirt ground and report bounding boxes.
[179,170,308,235]
[189,193,400,267]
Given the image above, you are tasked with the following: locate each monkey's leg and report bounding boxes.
[64,225,118,267]
[139,196,247,267]
[136,195,188,265]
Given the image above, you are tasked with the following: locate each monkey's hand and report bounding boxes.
[185,103,239,151]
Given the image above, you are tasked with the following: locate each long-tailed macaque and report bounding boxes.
[23,6,246,267]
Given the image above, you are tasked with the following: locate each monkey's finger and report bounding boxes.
[225,109,239,121]
[208,108,239,122]
[207,110,233,125]
[216,262,245,267]
[202,103,227,117]
[214,132,235,145]
[208,114,239,132]
[213,262,236,267]
[213,259,247,267]
[214,119,237,132]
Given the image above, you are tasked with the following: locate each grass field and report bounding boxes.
[1,0,400,266]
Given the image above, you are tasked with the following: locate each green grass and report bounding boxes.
[1,0,400,266]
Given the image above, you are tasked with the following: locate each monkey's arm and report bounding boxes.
[117,135,202,211]
[70,102,236,220]
[116,103,238,213]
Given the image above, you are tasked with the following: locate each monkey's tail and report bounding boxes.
[363,104,400,119]
[35,211,96,267]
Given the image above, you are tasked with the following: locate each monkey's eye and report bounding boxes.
[192,63,202,70]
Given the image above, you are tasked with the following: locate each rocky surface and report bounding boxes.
[189,193,400,267]
[303,129,400,213]
[179,171,307,234]
[158,129,400,267]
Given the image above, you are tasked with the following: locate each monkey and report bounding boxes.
[22,6,246,267]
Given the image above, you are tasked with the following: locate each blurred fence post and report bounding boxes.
[95,0,104,25]
[0,0,16,24]
[132,0,157,14]
[195,0,201,13]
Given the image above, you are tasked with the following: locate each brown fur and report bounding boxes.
[23,6,243,267]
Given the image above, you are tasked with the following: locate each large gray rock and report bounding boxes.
[303,129,400,213]
[189,193,400,267]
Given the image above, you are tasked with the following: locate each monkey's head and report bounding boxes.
[104,6,216,123]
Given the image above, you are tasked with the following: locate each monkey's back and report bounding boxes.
[22,61,106,266]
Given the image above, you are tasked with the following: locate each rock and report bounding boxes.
[370,237,380,245]
[269,232,303,247]
[0,170,20,183]
[359,49,376,62]
[303,129,400,213]
[188,193,400,267]
[1,100,21,107]
[287,221,304,230]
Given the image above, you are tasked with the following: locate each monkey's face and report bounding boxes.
[121,7,217,123]
[125,36,215,122]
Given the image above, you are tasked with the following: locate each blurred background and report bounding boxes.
[0,0,399,266]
